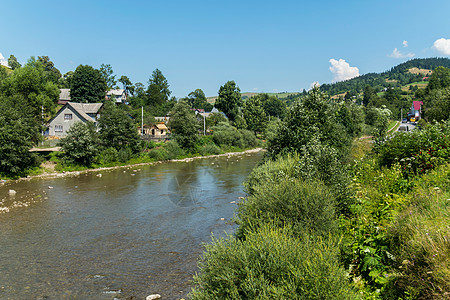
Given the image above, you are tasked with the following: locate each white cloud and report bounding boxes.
[432,38,450,55]
[403,40,408,48]
[388,48,415,59]
[329,59,360,82]
[252,87,258,91]
[0,52,8,67]
[309,81,320,90]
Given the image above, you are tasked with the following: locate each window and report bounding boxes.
[55,125,63,132]
[64,114,72,120]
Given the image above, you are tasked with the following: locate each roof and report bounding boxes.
[61,103,102,122]
[106,89,125,96]
[59,89,71,101]
[155,123,168,130]
[413,101,423,111]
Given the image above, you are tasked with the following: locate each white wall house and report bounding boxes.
[105,89,128,104]
[47,102,103,137]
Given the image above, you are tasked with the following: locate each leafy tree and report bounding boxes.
[70,65,107,103]
[184,88,213,111]
[242,96,267,133]
[119,75,134,96]
[366,106,392,137]
[363,85,377,106]
[426,66,450,92]
[98,103,141,153]
[215,80,241,121]
[205,112,228,129]
[168,100,200,149]
[128,82,146,108]
[262,94,286,119]
[58,121,99,166]
[100,63,117,89]
[268,87,352,158]
[425,88,450,121]
[146,69,171,107]
[336,101,365,137]
[1,61,59,119]
[233,114,247,130]
[7,55,21,70]
[0,96,39,175]
[38,56,62,84]
[60,71,73,88]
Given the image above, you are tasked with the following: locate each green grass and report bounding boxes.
[387,120,400,133]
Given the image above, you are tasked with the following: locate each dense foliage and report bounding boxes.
[320,57,450,96]
[268,87,353,158]
[70,64,107,103]
[0,97,40,175]
[98,102,141,153]
[58,122,99,166]
[168,100,200,149]
[191,225,356,300]
[215,80,241,122]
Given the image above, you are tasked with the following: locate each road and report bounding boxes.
[397,122,416,132]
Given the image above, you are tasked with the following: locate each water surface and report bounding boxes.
[0,152,263,299]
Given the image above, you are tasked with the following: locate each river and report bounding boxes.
[0,152,263,299]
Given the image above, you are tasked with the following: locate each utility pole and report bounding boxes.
[401,107,403,122]
[141,106,144,136]
[203,113,206,136]
[41,105,44,146]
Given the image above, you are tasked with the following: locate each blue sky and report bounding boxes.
[1,0,450,97]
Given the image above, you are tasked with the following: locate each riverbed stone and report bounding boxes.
[9,190,16,195]
[146,294,161,300]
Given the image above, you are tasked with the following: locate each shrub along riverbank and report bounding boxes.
[189,88,450,299]
[2,132,263,180]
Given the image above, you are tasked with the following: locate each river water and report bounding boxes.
[0,152,263,299]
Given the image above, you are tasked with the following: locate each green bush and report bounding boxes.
[101,147,119,164]
[239,129,258,148]
[374,120,450,176]
[142,140,157,151]
[199,143,222,156]
[118,147,132,163]
[237,177,338,239]
[147,147,169,161]
[245,140,353,215]
[212,122,244,148]
[190,225,356,299]
[164,140,185,159]
[58,121,99,166]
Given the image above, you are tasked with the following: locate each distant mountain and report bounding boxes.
[320,57,450,96]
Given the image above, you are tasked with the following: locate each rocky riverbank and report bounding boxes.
[1,148,265,185]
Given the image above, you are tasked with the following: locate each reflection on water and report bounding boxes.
[0,152,263,299]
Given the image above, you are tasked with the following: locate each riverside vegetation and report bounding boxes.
[2,55,450,298]
[190,86,450,299]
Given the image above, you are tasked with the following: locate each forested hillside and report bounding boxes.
[320,57,450,96]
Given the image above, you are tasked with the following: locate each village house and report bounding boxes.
[408,100,423,121]
[154,116,170,123]
[105,89,128,104]
[139,123,169,140]
[47,102,103,137]
[58,88,71,105]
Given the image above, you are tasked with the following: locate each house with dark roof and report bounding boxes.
[47,102,103,137]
